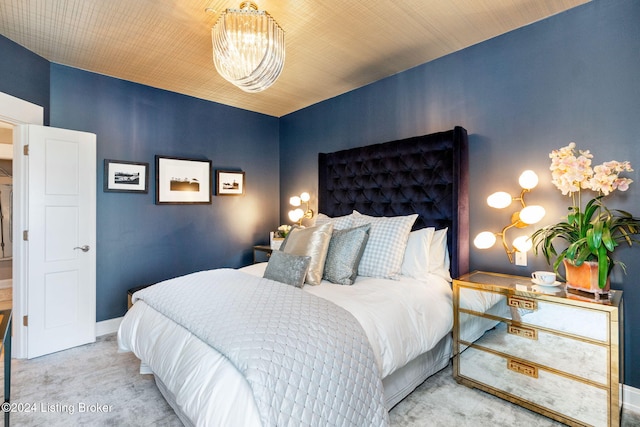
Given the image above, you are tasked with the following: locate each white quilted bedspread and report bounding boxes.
[132,268,389,427]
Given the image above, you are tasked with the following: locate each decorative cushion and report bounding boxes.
[401,227,435,279]
[428,227,451,282]
[263,251,311,288]
[314,212,354,230]
[280,222,334,285]
[323,224,371,285]
[351,211,418,279]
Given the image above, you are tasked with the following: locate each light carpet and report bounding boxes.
[2,334,639,426]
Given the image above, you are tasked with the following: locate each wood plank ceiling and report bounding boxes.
[0,0,589,117]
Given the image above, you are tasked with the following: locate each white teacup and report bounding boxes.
[532,271,556,284]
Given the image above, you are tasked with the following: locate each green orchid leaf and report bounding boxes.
[597,245,608,288]
[601,226,615,252]
[587,222,603,250]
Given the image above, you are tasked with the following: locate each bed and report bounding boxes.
[118,126,485,426]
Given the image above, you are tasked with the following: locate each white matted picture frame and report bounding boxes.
[155,155,212,204]
[216,170,245,196]
[104,159,149,193]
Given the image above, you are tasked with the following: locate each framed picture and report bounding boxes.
[216,170,245,196]
[155,155,212,204]
[104,159,149,193]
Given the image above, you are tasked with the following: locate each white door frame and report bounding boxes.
[0,91,44,358]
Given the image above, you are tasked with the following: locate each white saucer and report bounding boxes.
[531,278,562,287]
[532,285,561,294]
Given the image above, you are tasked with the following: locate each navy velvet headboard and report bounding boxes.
[318,126,469,279]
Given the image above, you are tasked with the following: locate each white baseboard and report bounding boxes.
[625,384,640,414]
[96,316,122,337]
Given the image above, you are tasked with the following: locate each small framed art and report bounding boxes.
[216,170,245,196]
[155,155,212,204]
[104,159,149,193]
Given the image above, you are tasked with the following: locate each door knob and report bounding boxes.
[74,245,90,252]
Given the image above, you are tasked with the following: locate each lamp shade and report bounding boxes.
[289,196,301,207]
[512,235,533,252]
[519,205,546,225]
[487,192,513,209]
[288,208,304,222]
[518,170,539,190]
[212,2,285,93]
[474,231,497,249]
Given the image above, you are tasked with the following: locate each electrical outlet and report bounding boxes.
[515,250,527,266]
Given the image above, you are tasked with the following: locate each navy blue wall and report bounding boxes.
[280,0,640,387]
[49,65,280,321]
[0,35,50,124]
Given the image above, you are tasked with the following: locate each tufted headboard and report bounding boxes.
[318,126,469,279]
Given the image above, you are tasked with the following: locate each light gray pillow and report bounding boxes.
[323,224,371,285]
[352,211,418,279]
[263,250,311,288]
[280,222,334,285]
[314,212,354,230]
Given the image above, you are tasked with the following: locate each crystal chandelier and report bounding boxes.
[211,2,285,93]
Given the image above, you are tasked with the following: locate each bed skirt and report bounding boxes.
[383,333,451,409]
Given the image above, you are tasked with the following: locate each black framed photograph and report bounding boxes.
[216,170,245,196]
[104,159,149,193]
[155,155,212,204]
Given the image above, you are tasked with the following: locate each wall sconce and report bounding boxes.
[288,192,314,226]
[474,170,545,263]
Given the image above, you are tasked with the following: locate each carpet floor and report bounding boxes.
[2,333,639,426]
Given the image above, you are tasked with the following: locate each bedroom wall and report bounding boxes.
[279,0,640,387]
[0,33,280,335]
[48,65,280,322]
[0,35,50,124]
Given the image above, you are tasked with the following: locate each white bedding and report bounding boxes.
[119,265,454,426]
[120,301,262,427]
[118,265,504,426]
[241,263,453,378]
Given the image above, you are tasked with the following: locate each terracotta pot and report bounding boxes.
[563,259,610,294]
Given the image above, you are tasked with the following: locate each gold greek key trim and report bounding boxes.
[508,324,538,340]
[507,359,538,378]
[507,295,537,310]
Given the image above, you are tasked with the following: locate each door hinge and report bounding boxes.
[23,145,29,155]
[23,315,28,327]
[23,230,28,241]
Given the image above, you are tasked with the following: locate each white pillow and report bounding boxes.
[314,212,354,230]
[401,227,435,279]
[428,228,451,282]
[352,211,418,279]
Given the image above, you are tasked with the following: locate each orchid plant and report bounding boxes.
[531,143,640,288]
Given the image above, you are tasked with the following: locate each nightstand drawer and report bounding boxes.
[459,286,610,343]
[468,317,609,385]
[459,346,608,427]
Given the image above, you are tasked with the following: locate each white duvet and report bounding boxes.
[118,265,454,426]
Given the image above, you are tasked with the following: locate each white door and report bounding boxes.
[25,124,96,358]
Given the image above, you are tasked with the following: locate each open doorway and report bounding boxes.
[0,91,44,358]
[0,122,12,311]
